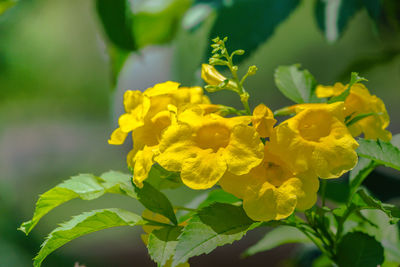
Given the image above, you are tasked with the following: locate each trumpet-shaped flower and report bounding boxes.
[108,82,211,187]
[268,102,358,179]
[316,82,391,141]
[156,108,264,190]
[219,146,319,221]
[252,104,277,138]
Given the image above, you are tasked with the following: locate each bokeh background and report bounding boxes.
[1,0,399,266]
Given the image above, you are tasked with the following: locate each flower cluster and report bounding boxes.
[109,40,391,222]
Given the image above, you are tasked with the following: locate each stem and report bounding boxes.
[174,206,196,212]
[298,226,332,258]
[321,179,327,207]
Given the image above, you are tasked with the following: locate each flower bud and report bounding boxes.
[201,64,238,90]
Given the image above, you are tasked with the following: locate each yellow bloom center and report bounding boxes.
[195,123,231,151]
[298,112,332,142]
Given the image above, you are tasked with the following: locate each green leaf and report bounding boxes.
[274,64,317,104]
[352,188,400,223]
[96,0,136,50]
[133,0,191,49]
[172,203,257,266]
[148,226,183,266]
[315,0,363,42]
[197,0,300,63]
[356,138,400,171]
[336,231,384,267]
[349,157,377,200]
[19,171,135,235]
[146,164,182,190]
[242,226,310,257]
[33,208,143,267]
[135,181,177,225]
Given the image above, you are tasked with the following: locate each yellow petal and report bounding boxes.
[315,82,346,98]
[108,127,128,145]
[144,81,180,97]
[181,149,227,190]
[252,104,277,138]
[156,123,197,172]
[119,113,144,132]
[296,174,319,210]
[132,146,157,187]
[223,125,264,175]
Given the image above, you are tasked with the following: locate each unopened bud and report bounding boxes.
[248,65,258,76]
[201,64,238,90]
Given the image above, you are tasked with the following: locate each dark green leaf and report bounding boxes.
[349,157,377,200]
[133,0,191,49]
[242,226,310,257]
[274,64,317,103]
[357,138,400,171]
[362,0,381,20]
[315,0,363,42]
[352,188,400,223]
[147,226,183,266]
[336,231,384,267]
[96,0,135,50]
[135,181,177,225]
[146,164,182,190]
[172,203,257,266]
[19,171,135,235]
[33,208,142,267]
[197,0,300,63]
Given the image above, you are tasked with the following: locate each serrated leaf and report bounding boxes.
[172,203,257,266]
[33,208,143,267]
[357,138,400,171]
[96,0,136,50]
[135,181,177,225]
[349,157,377,200]
[148,226,183,266]
[336,231,384,267]
[19,171,135,235]
[197,0,300,63]
[274,64,317,104]
[146,164,182,190]
[315,0,363,42]
[352,188,400,223]
[242,226,310,257]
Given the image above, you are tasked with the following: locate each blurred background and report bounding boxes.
[1,0,399,266]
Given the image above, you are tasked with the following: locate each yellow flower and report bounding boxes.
[156,107,264,190]
[268,102,359,179]
[108,81,211,187]
[219,146,319,221]
[316,83,391,141]
[252,104,277,138]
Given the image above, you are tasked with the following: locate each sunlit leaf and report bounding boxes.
[357,138,400,171]
[19,171,135,235]
[33,208,143,267]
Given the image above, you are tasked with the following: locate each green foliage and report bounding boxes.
[357,138,400,171]
[146,164,182,190]
[33,208,143,267]
[352,188,400,223]
[336,231,384,267]
[133,0,191,49]
[96,0,136,50]
[274,64,317,104]
[147,226,183,266]
[195,0,300,63]
[135,181,178,225]
[172,203,257,266]
[0,0,17,16]
[19,171,135,235]
[242,226,310,257]
[349,157,377,200]
[315,0,380,42]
